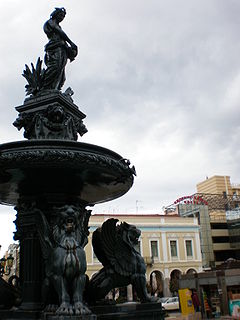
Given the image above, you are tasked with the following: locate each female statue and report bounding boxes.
[43,8,78,90]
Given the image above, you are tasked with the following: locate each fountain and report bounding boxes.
[0,8,163,319]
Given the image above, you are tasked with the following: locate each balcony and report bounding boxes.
[211,229,229,237]
[213,243,232,251]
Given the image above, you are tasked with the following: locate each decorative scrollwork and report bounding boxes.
[0,148,135,178]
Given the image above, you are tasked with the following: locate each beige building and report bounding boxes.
[85,213,202,297]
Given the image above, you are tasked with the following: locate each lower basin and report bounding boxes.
[0,140,135,206]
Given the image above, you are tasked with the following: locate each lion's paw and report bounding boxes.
[56,302,74,315]
[45,304,58,312]
[74,301,91,315]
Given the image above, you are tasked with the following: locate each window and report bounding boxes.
[212,236,229,243]
[185,240,193,257]
[211,223,228,229]
[233,192,237,200]
[215,250,237,262]
[170,240,178,257]
[150,240,159,258]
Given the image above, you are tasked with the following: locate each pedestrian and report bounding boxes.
[192,290,200,312]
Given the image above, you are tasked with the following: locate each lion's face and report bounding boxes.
[58,205,78,234]
[128,225,141,246]
[47,105,64,123]
[121,222,141,247]
[63,216,76,233]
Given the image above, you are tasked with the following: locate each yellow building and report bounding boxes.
[197,175,240,196]
[85,213,202,297]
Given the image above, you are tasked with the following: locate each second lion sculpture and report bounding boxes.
[86,218,157,304]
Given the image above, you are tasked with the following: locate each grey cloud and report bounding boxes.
[0,0,240,217]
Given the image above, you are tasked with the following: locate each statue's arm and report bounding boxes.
[48,19,77,49]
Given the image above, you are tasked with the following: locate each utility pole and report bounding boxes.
[136,200,139,213]
[136,200,142,213]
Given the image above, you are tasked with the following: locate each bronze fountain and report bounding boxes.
[0,8,163,320]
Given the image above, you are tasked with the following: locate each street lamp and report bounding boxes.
[0,257,6,277]
[6,254,14,268]
[5,254,14,275]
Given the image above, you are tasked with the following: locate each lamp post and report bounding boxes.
[0,255,14,277]
[5,254,14,275]
[0,257,6,277]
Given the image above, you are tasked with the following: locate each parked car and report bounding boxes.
[159,297,169,303]
[161,296,179,310]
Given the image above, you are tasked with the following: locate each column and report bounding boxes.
[14,200,43,310]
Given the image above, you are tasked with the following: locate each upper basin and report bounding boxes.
[0,140,135,206]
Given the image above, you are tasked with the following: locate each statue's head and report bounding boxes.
[50,7,66,22]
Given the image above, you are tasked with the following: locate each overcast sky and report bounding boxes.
[0,0,240,253]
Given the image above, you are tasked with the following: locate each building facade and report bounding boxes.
[197,175,240,263]
[165,175,240,268]
[85,213,202,298]
[176,203,214,269]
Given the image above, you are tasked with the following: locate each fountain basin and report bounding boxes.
[0,140,135,206]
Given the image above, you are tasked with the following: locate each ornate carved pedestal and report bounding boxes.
[13,91,87,141]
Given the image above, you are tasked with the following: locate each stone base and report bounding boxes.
[0,309,42,319]
[0,310,96,320]
[0,302,164,320]
[91,302,165,319]
[43,313,97,320]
